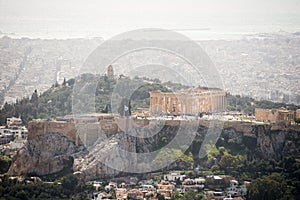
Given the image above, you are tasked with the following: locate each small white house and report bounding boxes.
[164,172,187,182]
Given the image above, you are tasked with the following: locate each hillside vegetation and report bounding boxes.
[0,74,299,125]
[0,75,173,125]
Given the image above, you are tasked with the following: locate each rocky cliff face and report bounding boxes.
[8,132,86,176]
[8,121,300,180]
[191,124,300,168]
[73,132,137,180]
[254,125,300,160]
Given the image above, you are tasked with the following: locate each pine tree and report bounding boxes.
[54,81,59,87]
[62,77,66,86]
[30,89,38,118]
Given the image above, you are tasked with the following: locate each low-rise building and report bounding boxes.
[182,178,204,192]
[116,188,127,200]
[105,181,118,191]
[255,108,295,123]
[127,189,144,200]
[296,109,300,120]
[7,117,22,127]
[164,172,187,182]
[157,181,175,190]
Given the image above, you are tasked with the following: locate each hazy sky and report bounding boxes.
[1,0,299,17]
[1,0,300,38]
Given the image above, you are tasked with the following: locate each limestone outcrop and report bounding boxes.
[8,132,85,176]
[73,132,136,180]
[8,119,300,180]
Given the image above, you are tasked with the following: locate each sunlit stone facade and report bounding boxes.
[149,87,227,115]
[255,108,295,123]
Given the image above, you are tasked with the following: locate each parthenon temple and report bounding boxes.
[150,87,227,115]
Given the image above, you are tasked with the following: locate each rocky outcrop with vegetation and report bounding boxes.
[8,121,300,184]
[8,132,86,176]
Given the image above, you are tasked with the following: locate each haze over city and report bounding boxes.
[1,0,300,39]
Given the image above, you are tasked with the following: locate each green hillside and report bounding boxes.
[0,74,299,125]
[0,74,178,125]
[227,94,300,115]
